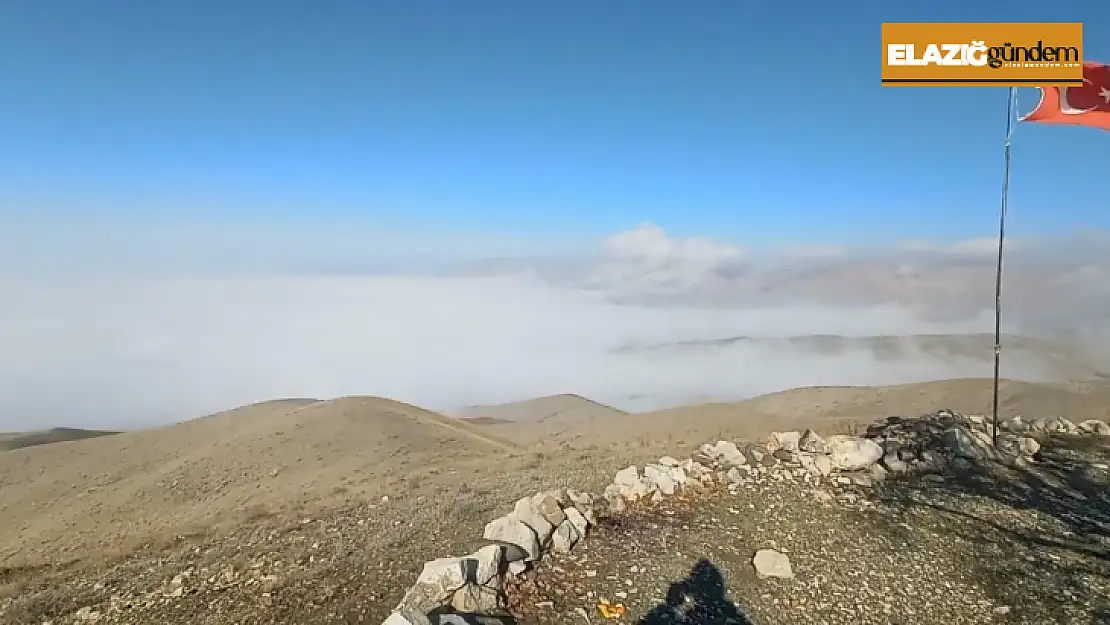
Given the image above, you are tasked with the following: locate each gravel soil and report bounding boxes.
[4,433,1109,625]
[505,436,1110,625]
[0,450,632,625]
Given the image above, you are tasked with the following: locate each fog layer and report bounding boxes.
[1,222,1107,430]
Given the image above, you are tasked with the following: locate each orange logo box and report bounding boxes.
[881,22,1084,87]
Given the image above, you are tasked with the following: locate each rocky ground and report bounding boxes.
[4,412,1110,625]
[0,449,629,625]
[502,421,1110,625]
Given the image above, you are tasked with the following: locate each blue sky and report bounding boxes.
[2,0,1107,252]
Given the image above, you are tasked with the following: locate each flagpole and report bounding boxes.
[992,86,1018,445]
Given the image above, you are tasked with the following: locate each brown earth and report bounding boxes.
[0,396,520,569]
[0,428,120,452]
[3,377,1110,624]
[507,433,1110,624]
[456,394,627,423]
[456,394,628,442]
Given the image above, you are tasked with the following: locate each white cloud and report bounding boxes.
[781,245,850,259]
[0,272,997,430]
[946,237,1007,256]
[0,221,1107,430]
[602,222,745,266]
[897,236,1016,256]
[583,223,748,296]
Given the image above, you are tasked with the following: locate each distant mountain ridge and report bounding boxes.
[612,333,1110,382]
[457,393,628,423]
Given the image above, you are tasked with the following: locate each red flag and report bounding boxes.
[1021,61,1110,131]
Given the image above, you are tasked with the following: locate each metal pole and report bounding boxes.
[992,86,1018,444]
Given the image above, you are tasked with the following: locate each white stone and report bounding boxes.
[644,464,676,495]
[531,492,566,527]
[550,520,579,553]
[614,465,640,487]
[752,549,794,579]
[825,435,883,470]
[564,506,589,537]
[668,465,688,486]
[944,426,990,460]
[726,467,744,485]
[465,544,503,586]
[565,489,592,507]
[483,515,540,562]
[1018,436,1040,456]
[382,613,416,625]
[512,498,554,544]
[395,557,468,615]
[771,431,802,452]
[798,429,830,453]
[451,582,501,613]
[1080,419,1110,436]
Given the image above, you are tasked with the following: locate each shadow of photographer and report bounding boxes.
[636,558,754,625]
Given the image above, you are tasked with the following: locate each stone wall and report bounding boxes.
[378,411,1110,624]
[381,488,599,625]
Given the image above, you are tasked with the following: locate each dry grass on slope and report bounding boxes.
[0,396,520,569]
[6,377,1110,614]
[6,378,1110,624]
[549,378,1110,459]
[459,393,627,423]
[459,394,629,443]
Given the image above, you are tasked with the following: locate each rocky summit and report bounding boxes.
[372,410,1110,625]
[4,409,1110,625]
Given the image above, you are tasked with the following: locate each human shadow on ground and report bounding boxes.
[862,432,1110,622]
[636,558,755,625]
[426,607,518,625]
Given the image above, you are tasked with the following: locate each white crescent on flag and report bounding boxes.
[1019,62,1110,130]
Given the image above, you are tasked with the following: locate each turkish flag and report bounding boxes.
[1022,62,1110,131]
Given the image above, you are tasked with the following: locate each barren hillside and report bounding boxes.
[458,394,627,422]
[5,376,1110,621]
[0,396,519,568]
[4,382,1110,625]
[458,394,627,442]
[7,377,1110,572]
[573,377,1110,450]
[0,427,120,451]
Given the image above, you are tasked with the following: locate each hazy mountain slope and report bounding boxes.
[616,333,1110,383]
[575,378,1110,451]
[458,394,627,422]
[458,394,629,442]
[0,427,121,451]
